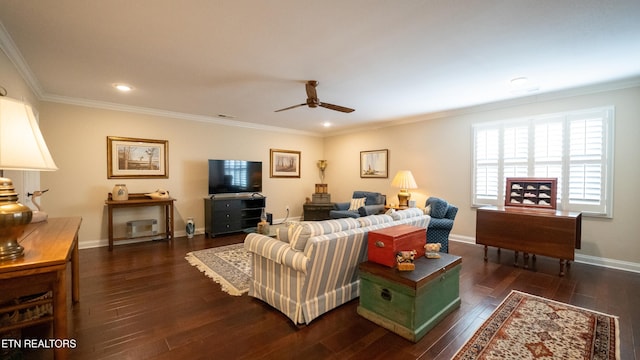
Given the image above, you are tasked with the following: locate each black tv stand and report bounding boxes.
[204,195,266,237]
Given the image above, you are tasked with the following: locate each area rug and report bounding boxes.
[453,290,620,360]
[185,243,251,296]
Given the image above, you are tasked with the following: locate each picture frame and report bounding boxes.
[360,149,388,178]
[107,136,168,179]
[270,149,301,178]
[505,177,557,209]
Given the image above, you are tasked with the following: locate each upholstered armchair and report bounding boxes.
[330,191,386,219]
[425,197,458,253]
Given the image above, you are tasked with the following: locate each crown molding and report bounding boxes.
[0,21,44,98]
[42,93,320,137]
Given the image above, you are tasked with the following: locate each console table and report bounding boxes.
[105,193,175,250]
[476,206,581,276]
[0,217,82,360]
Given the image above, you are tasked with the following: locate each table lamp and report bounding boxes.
[0,94,58,261]
[391,170,417,208]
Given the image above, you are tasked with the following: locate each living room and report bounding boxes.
[1,1,640,358]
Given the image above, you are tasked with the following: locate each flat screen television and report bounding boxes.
[208,159,262,195]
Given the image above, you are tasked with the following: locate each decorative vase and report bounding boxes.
[258,208,269,235]
[112,184,129,201]
[186,218,195,239]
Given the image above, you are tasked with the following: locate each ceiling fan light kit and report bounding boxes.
[275,80,355,113]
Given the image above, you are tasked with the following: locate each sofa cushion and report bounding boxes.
[348,197,366,211]
[357,214,394,227]
[427,197,449,218]
[289,218,361,251]
[390,208,424,220]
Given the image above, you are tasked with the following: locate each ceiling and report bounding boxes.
[1,0,640,135]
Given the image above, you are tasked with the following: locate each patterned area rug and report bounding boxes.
[185,243,251,296]
[453,290,620,360]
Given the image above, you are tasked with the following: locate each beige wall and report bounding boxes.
[38,102,323,247]
[324,86,640,268]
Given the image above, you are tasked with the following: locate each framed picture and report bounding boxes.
[505,177,557,209]
[107,136,168,179]
[360,149,388,178]
[270,149,301,178]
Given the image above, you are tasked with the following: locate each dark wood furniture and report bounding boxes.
[476,205,581,276]
[105,193,175,251]
[204,196,266,237]
[302,202,335,220]
[0,217,82,360]
[358,254,462,342]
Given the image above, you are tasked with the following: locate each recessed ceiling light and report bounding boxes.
[323,122,331,128]
[509,77,539,94]
[510,77,529,87]
[113,83,133,92]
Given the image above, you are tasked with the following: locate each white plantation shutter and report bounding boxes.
[472,107,613,217]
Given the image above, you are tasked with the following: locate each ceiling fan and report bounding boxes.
[275,80,355,113]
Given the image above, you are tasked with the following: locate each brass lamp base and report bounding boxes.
[0,177,33,261]
[397,189,411,208]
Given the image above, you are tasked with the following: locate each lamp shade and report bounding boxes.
[0,96,57,171]
[391,170,417,189]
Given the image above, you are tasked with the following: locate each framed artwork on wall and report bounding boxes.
[107,136,168,179]
[270,149,301,178]
[360,149,388,178]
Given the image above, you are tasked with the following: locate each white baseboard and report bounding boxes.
[449,234,640,274]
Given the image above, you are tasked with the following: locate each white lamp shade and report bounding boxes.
[391,170,417,189]
[0,97,57,171]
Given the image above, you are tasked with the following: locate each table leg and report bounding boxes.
[514,251,519,267]
[53,270,69,359]
[523,253,530,269]
[167,203,174,240]
[108,206,114,251]
[72,235,80,303]
[483,245,488,261]
[559,259,566,276]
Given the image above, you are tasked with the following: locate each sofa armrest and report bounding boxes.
[244,233,289,264]
[359,204,385,216]
[428,218,454,230]
[280,247,309,274]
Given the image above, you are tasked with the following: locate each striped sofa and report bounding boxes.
[244,208,430,325]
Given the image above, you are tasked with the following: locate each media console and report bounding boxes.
[204,195,266,237]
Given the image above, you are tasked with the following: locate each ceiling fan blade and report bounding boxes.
[274,103,306,112]
[319,102,355,113]
[305,81,318,100]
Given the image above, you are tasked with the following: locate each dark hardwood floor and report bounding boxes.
[18,234,640,359]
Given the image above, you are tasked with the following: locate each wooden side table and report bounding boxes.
[0,217,82,360]
[105,193,175,250]
[358,253,462,342]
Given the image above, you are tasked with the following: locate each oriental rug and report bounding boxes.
[453,290,620,360]
[185,243,251,296]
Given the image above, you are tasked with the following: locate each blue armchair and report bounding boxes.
[425,197,458,253]
[330,191,386,219]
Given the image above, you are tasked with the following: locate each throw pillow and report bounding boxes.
[348,197,366,211]
[390,208,424,220]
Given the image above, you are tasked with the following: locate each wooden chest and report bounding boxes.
[357,253,462,342]
[368,224,426,267]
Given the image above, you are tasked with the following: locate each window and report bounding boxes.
[472,106,614,217]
